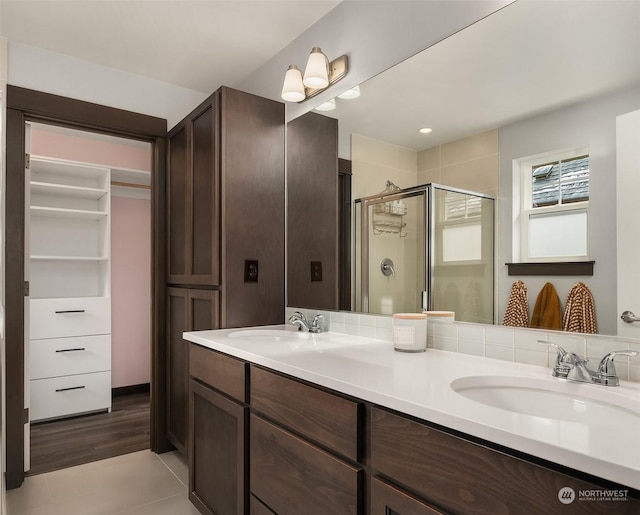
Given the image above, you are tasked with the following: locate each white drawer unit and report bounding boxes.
[30,297,111,340]
[30,371,112,422]
[30,335,111,380]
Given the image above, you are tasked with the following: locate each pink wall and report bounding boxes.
[111,197,151,387]
[30,127,151,171]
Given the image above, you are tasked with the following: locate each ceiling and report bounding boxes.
[332,0,640,151]
[0,0,341,93]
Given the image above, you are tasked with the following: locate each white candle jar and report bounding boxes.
[392,313,428,352]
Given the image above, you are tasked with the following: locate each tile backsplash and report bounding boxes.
[286,307,640,383]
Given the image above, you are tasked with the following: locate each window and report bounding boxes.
[519,148,589,262]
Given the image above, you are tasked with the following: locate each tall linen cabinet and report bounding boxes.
[166,87,285,456]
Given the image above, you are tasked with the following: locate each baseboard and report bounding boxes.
[112,383,151,397]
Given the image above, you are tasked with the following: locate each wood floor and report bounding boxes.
[28,391,150,476]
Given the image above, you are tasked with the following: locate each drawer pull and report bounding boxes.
[55,348,86,353]
[54,309,86,314]
[55,385,86,392]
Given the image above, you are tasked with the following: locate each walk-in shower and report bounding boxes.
[354,182,495,324]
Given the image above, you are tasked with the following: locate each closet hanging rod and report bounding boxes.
[111,181,150,190]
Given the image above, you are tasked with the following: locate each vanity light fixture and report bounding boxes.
[281,47,349,103]
[337,85,361,100]
[315,98,336,112]
[418,127,433,134]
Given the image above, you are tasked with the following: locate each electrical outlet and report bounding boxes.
[244,260,259,282]
[311,261,322,282]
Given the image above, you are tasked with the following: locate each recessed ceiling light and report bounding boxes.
[418,127,433,134]
[337,85,361,100]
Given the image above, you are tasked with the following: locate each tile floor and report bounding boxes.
[6,450,200,515]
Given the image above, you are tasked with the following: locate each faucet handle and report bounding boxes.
[310,314,325,333]
[594,350,639,386]
[538,340,571,377]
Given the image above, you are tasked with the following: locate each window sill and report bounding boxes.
[506,261,594,276]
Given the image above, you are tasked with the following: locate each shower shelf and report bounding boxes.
[373,218,407,235]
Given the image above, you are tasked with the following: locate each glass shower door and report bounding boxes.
[360,190,426,314]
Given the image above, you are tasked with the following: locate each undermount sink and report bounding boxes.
[451,375,640,424]
[228,328,309,342]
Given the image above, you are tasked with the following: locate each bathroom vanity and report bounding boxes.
[183,327,640,514]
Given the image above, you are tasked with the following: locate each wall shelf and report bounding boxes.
[506,261,595,276]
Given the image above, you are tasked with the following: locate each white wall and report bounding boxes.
[7,42,207,130]
[499,86,640,336]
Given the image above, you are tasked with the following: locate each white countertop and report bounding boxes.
[183,325,640,490]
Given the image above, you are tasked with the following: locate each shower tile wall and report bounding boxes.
[417,128,500,198]
[352,134,420,314]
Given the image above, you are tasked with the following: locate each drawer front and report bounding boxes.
[189,343,246,402]
[250,495,275,515]
[251,366,360,461]
[30,297,111,339]
[369,407,640,515]
[370,476,445,515]
[250,415,361,515]
[30,371,111,422]
[30,335,111,379]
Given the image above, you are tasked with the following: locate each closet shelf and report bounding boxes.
[31,181,108,200]
[31,255,108,262]
[30,206,108,220]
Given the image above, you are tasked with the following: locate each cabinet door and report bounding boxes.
[189,379,247,515]
[370,476,445,515]
[190,102,219,286]
[167,125,189,283]
[167,288,219,456]
[166,288,189,454]
[167,97,219,286]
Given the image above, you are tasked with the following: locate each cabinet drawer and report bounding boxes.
[369,407,640,515]
[251,366,360,461]
[30,371,111,422]
[189,343,247,402]
[30,335,111,379]
[371,476,445,515]
[250,415,361,515]
[30,297,111,339]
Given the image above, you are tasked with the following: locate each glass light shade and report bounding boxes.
[337,85,360,99]
[281,65,305,102]
[303,47,329,89]
[315,98,336,112]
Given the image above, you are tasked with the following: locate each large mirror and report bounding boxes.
[287,0,640,337]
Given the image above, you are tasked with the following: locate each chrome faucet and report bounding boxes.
[539,340,638,386]
[287,311,324,333]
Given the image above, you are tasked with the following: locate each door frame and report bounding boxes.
[5,85,169,489]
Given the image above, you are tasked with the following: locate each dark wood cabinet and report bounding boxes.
[369,406,640,515]
[187,348,639,515]
[189,380,247,515]
[189,344,248,515]
[167,100,219,286]
[370,476,444,515]
[166,86,285,327]
[166,288,218,455]
[250,414,361,515]
[166,85,285,461]
[287,111,339,310]
[249,366,362,515]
